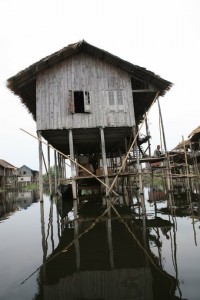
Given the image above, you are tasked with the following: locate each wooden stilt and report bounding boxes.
[145,114,151,157]
[100,127,109,196]
[69,129,77,218]
[47,142,52,195]
[133,126,145,214]
[37,131,43,201]
[157,98,173,207]
[54,150,58,192]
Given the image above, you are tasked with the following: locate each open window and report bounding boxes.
[68,90,91,113]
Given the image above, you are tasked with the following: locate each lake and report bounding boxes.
[0,187,200,300]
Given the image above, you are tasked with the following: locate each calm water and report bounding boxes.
[0,188,200,300]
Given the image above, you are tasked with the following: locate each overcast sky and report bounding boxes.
[0,0,200,171]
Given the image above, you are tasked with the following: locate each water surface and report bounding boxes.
[0,188,200,300]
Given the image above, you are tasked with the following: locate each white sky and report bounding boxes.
[0,0,200,170]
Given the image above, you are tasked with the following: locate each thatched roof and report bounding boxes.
[0,159,17,169]
[188,125,200,139]
[173,139,191,150]
[7,40,173,121]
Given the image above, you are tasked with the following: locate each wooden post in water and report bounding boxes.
[69,129,77,218]
[145,113,151,157]
[54,150,58,192]
[100,127,109,197]
[182,135,191,192]
[38,131,43,201]
[133,126,146,215]
[157,99,173,207]
[47,142,52,196]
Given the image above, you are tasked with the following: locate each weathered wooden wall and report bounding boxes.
[36,53,135,130]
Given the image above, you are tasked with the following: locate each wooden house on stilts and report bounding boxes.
[7,40,172,212]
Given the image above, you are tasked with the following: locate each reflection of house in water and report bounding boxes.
[148,188,166,202]
[35,203,180,300]
[0,190,39,220]
[16,191,39,208]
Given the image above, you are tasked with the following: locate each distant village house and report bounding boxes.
[0,159,18,186]
[18,165,39,184]
[0,160,39,187]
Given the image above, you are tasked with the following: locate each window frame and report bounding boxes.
[107,90,124,112]
[67,90,91,114]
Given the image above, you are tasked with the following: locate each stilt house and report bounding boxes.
[0,159,18,186]
[7,40,172,200]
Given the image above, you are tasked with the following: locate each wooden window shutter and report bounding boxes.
[108,91,115,111]
[116,90,124,111]
[84,91,91,112]
[67,90,74,113]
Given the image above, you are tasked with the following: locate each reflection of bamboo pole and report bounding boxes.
[107,218,114,269]
[74,220,80,270]
[40,202,47,263]
[155,228,163,268]
[50,199,55,252]
[56,196,61,241]
[171,215,182,298]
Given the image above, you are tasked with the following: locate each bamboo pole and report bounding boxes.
[182,135,191,191]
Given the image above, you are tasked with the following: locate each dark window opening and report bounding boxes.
[74,91,85,113]
[23,171,26,174]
